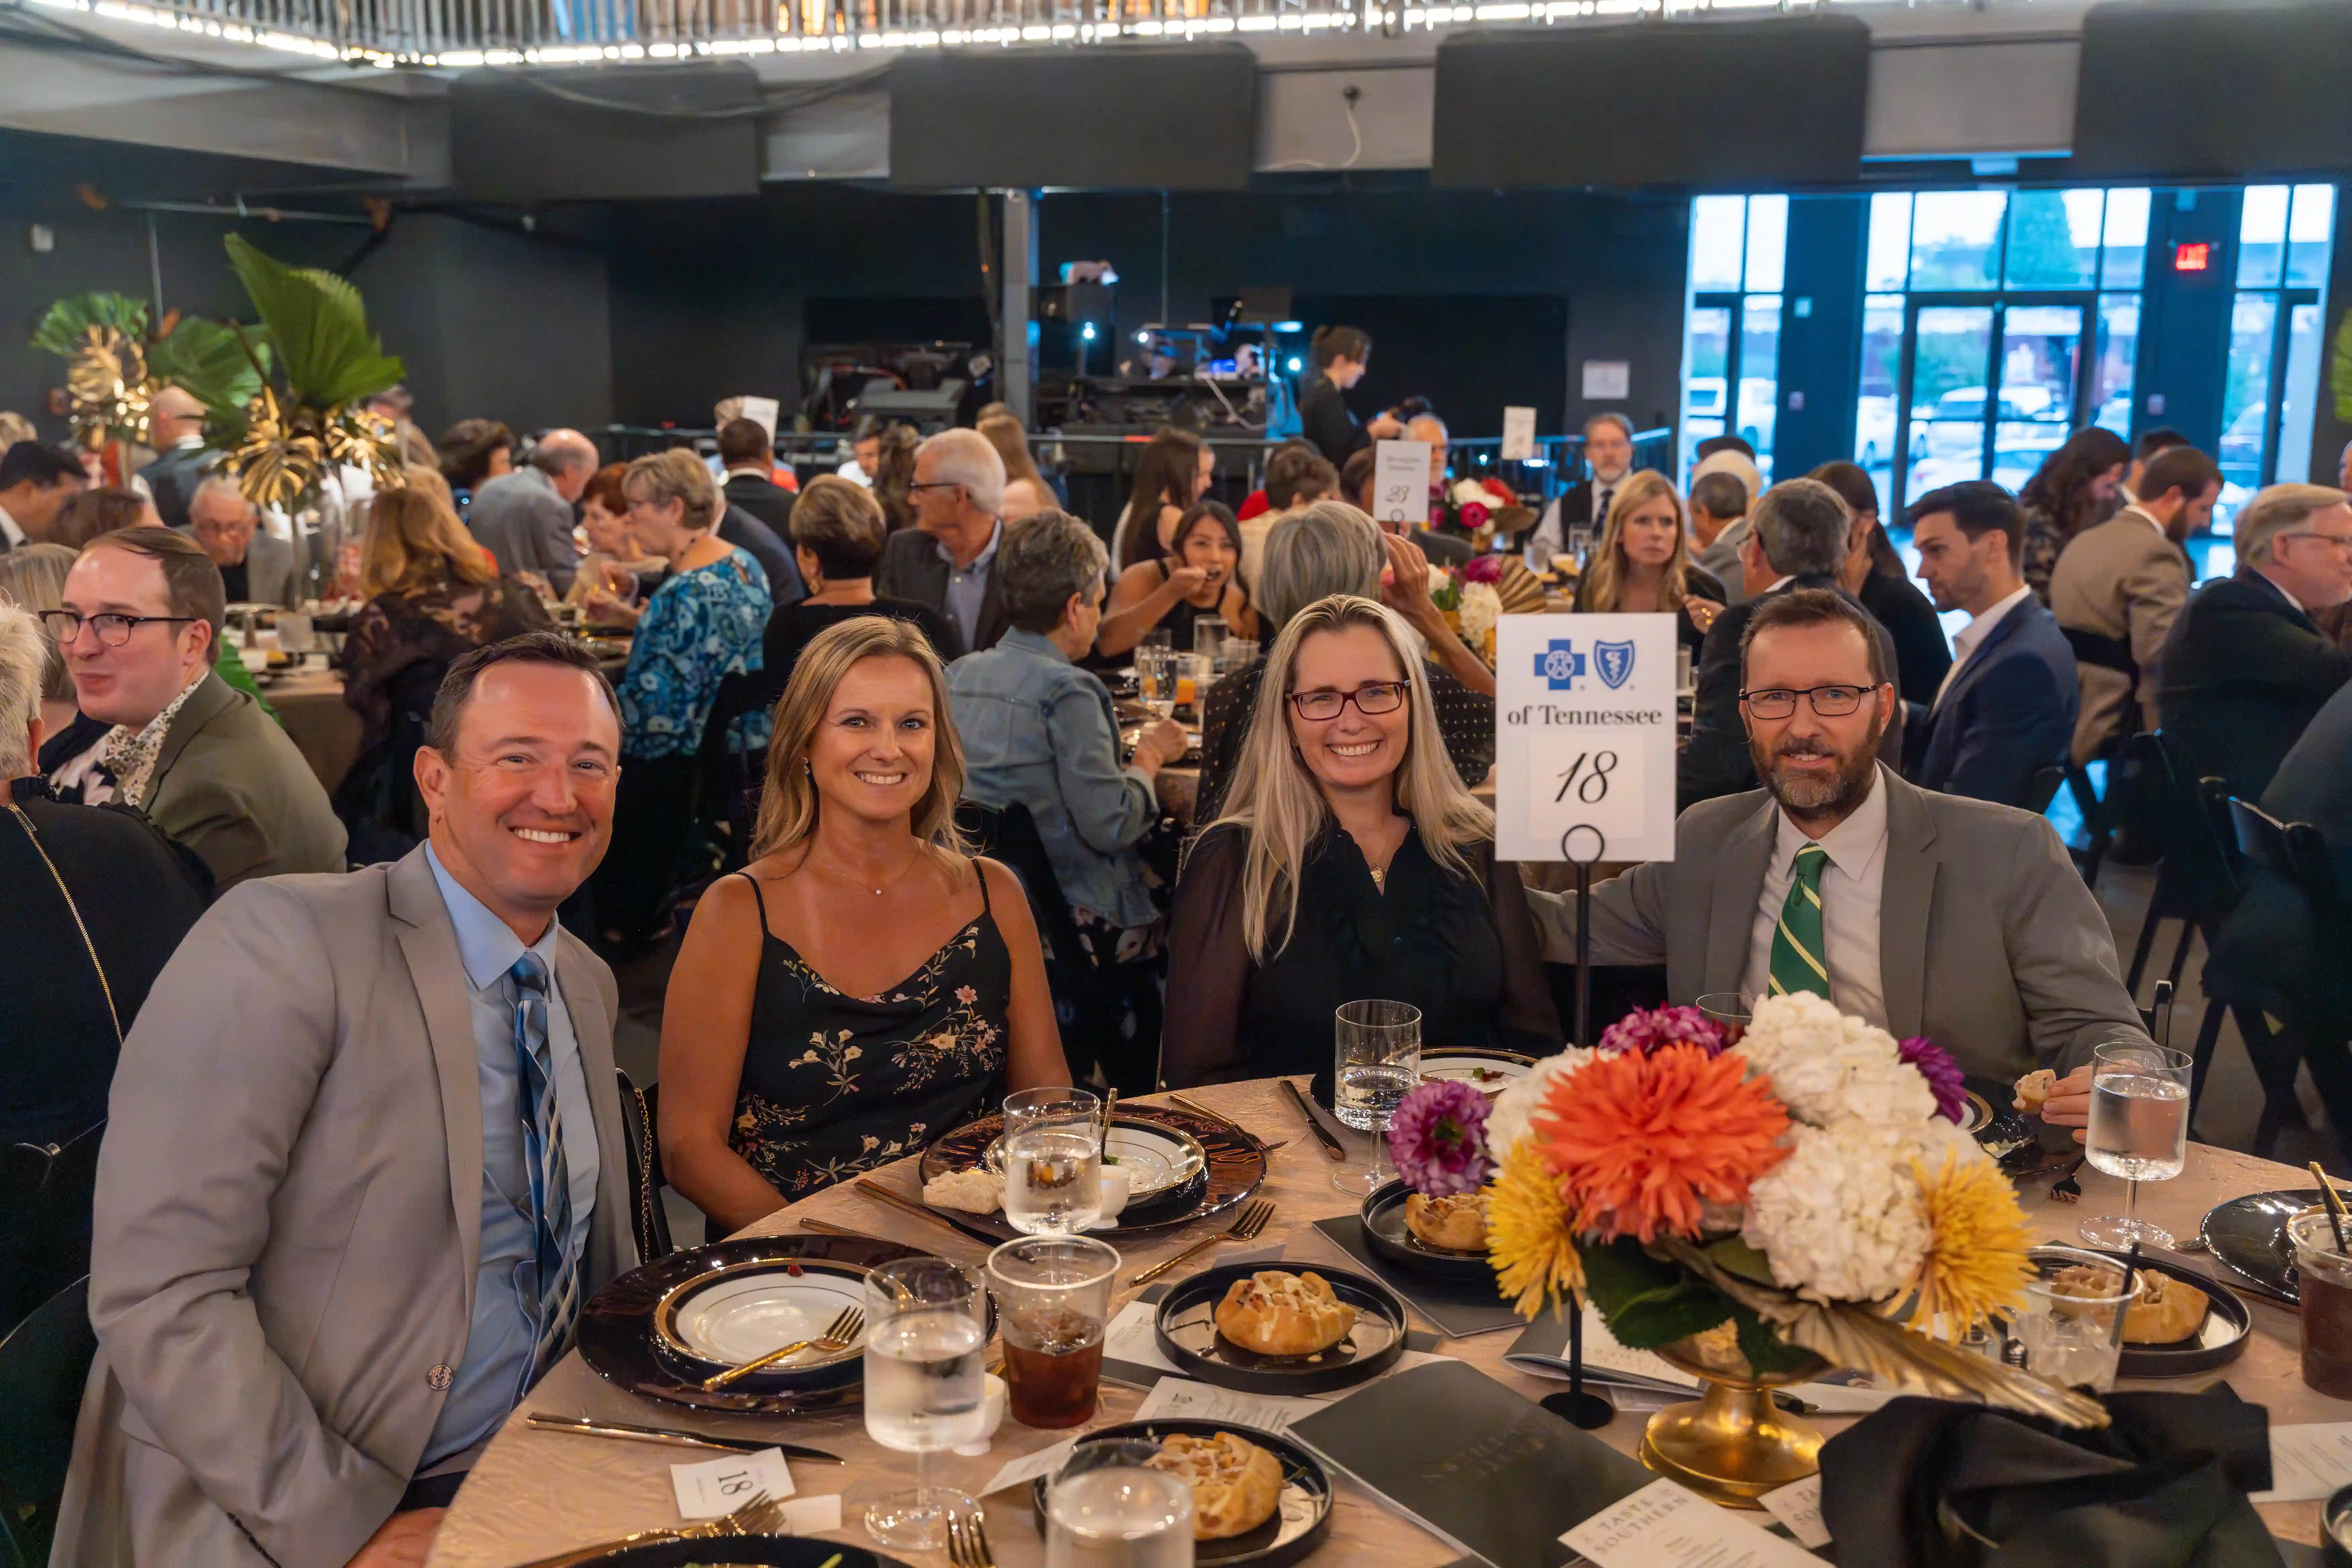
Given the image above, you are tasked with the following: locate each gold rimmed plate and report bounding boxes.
[1417,1048,1535,1097]
[975,1117,1209,1202]
[919,1103,1264,1243]
[650,1258,870,1387]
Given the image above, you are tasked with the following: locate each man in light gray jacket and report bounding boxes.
[466,429,599,594]
[54,633,637,1567]
[1527,587,2148,1085]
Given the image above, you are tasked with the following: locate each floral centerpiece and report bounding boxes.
[1388,995,2101,1496]
[1429,476,1530,550]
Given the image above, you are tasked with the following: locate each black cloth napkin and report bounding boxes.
[1818,1387,2282,1568]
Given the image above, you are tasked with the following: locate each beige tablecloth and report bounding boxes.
[425,1079,2346,1566]
[264,667,363,796]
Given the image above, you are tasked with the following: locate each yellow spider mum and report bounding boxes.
[1487,1137,1585,1319]
[1908,1149,2035,1332]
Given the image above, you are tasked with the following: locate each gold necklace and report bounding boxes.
[1369,863,1387,892]
[811,847,926,897]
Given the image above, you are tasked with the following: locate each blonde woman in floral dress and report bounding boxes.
[658,617,1068,1231]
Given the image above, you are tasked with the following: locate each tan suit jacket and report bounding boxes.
[2048,509,2191,763]
[144,671,347,888]
[51,848,634,1568]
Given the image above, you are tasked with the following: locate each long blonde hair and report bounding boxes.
[362,485,493,597]
[751,616,973,864]
[1579,470,1698,614]
[1209,594,1492,960]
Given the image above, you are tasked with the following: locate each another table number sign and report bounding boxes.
[1501,406,1538,462]
[1373,439,1434,527]
[1495,613,1678,865]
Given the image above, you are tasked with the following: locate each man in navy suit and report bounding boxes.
[1904,481,2077,808]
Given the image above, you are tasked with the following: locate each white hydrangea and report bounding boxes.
[1743,1118,1934,1304]
[1485,1046,1595,1163]
[1456,582,1502,650]
[1734,992,1935,1129]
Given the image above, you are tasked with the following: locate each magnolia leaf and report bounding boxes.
[1577,1236,1684,1320]
[1608,1283,1735,1351]
[1728,1304,1816,1377]
[223,235,403,410]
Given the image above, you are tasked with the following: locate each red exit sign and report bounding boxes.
[2174,242,2212,272]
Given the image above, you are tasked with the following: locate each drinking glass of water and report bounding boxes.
[1003,1088,1106,1235]
[1333,999,1422,1196]
[2078,1041,2194,1250]
[1046,1439,1196,1568]
[863,1256,988,1550]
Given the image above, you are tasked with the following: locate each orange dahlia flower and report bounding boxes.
[1534,1042,1792,1242]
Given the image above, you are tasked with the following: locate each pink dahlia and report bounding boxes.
[1899,1035,1969,1124]
[1596,1004,1725,1059]
[1387,1078,1494,1196]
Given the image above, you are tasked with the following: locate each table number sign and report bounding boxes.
[1501,406,1538,462]
[1496,614,1678,864]
[1373,440,1434,526]
[670,1446,795,1517]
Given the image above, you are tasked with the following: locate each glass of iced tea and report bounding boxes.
[2290,1210,2352,1398]
[985,1234,1119,1428]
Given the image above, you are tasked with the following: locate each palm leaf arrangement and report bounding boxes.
[29,293,258,451]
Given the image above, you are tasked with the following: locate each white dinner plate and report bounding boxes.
[983,1119,1208,1200]
[1418,1048,1536,1095]
[656,1262,868,1371]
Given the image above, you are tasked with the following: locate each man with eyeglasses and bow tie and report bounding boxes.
[1525,584,2150,1089]
[55,632,639,1568]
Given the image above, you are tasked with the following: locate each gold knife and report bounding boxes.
[523,1413,842,1463]
[853,1176,990,1242]
[1280,1078,1349,1161]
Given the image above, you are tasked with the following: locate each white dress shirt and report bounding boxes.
[1531,472,1629,555]
[1930,583,2031,710]
[1741,766,1891,1028]
[0,503,22,549]
[2119,502,2166,538]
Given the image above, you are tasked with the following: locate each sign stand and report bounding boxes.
[1542,820,1615,1432]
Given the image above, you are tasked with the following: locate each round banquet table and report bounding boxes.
[262,665,365,795]
[424,1077,2352,1566]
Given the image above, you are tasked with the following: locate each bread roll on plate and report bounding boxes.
[1145,1431,1283,1540]
[1212,1271,1358,1357]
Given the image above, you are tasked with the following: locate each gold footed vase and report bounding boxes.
[1637,1325,1829,1508]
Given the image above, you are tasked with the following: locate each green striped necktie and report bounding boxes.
[1767,842,1832,1000]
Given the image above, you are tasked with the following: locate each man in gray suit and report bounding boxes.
[1527,587,2149,1084]
[467,429,598,595]
[1687,467,1753,605]
[55,632,636,1568]
[876,427,1010,658]
[185,477,302,607]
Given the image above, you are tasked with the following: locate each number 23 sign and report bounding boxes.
[1494,613,1678,864]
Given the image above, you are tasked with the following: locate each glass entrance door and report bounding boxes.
[1893,300,2087,513]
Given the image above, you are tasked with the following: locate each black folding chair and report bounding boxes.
[2214,797,2352,1158]
[2118,733,2241,999]
[616,1069,675,1264]
[0,1277,96,1568]
[2021,765,2066,817]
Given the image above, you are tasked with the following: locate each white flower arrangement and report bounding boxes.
[1455,581,1503,652]
[1733,992,1936,1130]
[1742,1119,1933,1302]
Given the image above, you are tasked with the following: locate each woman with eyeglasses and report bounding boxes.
[1162,593,1558,1095]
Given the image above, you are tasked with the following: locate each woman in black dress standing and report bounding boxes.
[1811,460,1954,710]
[1296,325,1405,470]
[657,617,1070,1230]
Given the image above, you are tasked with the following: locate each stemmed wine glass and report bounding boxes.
[1332,999,1422,1196]
[2078,1041,2194,1250]
[862,1256,988,1550]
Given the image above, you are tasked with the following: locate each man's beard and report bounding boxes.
[1751,716,1884,819]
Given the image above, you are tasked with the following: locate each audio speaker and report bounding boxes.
[450,64,763,203]
[1432,17,1869,189]
[2071,1,2352,179]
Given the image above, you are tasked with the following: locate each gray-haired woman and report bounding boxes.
[1193,500,1496,823]
[945,509,1189,1089]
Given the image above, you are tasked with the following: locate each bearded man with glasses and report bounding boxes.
[41,525,344,887]
[1526,586,2151,1087]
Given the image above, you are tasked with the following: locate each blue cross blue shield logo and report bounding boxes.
[1595,639,1637,690]
[1535,639,1585,691]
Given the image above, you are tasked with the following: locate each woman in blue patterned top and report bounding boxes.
[591,447,773,951]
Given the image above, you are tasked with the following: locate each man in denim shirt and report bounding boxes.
[948,512,1187,1082]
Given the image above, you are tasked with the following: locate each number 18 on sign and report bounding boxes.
[1496,614,1677,864]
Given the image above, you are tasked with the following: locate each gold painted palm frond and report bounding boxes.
[61,323,155,450]
[1655,1236,2109,1430]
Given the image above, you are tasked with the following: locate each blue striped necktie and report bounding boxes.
[509,952,579,1381]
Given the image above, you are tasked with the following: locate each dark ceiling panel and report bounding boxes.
[2071,1,2352,180]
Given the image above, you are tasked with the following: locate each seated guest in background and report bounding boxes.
[1099,500,1259,660]
[0,439,89,550]
[1528,589,2149,1084]
[718,416,796,538]
[567,461,658,615]
[1196,503,1496,823]
[2017,427,2131,603]
[1529,411,1637,558]
[659,617,1068,1223]
[2125,425,2189,502]
[949,513,1191,1089]
[1236,438,1322,521]
[872,423,921,534]
[765,475,954,692]
[1340,444,1473,568]
[2049,443,2212,763]
[1688,468,1753,606]
[2157,482,2352,801]
[1405,407,1451,490]
[1810,461,1951,709]
[1570,472,1725,652]
[1,604,208,1146]
[1242,443,1341,584]
[1166,593,1557,1092]
[53,485,162,550]
[184,477,300,607]
[591,448,775,949]
[1113,426,1213,571]
[837,415,886,489]
[979,407,1063,510]
[716,478,804,610]
[1904,481,2077,806]
[54,635,636,1567]
[876,427,1009,658]
[466,427,596,594]
[0,541,80,739]
[435,416,513,513]
[136,386,212,532]
[1298,324,1403,468]
[1682,479,1903,811]
[42,527,344,886]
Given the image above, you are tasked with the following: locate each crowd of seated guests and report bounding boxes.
[1113,426,1215,571]
[1569,470,1725,653]
[1100,500,1258,659]
[1808,460,1952,708]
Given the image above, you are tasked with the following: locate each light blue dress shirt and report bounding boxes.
[939,520,1002,654]
[419,844,601,1470]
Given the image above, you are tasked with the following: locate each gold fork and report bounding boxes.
[1129,1197,1275,1286]
[507,1490,785,1568]
[946,1510,999,1568]
[703,1306,865,1390]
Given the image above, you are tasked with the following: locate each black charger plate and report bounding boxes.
[2025,1245,2253,1377]
[1154,1263,1407,1395]
[1029,1419,1333,1567]
[1359,1181,1489,1283]
[559,1540,915,1567]
[2203,1188,2330,1305]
